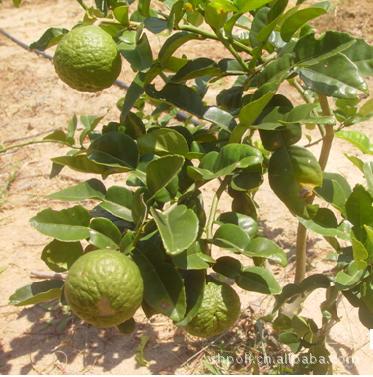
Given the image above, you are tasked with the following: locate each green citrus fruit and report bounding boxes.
[185,281,241,338]
[64,249,143,328]
[53,25,122,92]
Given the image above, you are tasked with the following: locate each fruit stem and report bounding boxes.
[205,176,230,247]
[294,94,334,284]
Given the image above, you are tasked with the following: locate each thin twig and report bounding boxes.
[30,270,67,280]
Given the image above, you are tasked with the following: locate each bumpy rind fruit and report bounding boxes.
[53,25,122,92]
[64,249,143,328]
[185,281,241,338]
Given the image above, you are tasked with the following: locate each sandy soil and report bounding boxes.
[0,0,372,374]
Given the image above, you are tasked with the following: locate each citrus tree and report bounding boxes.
[6,0,373,373]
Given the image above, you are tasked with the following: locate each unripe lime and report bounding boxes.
[53,25,122,92]
[185,281,241,338]
[64,249,143,328]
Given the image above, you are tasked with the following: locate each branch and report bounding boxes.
[30,270,67,280]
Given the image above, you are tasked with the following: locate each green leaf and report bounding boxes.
[113,5,129,26]
[351,233,368,261]
[294,31,355,66]
[30,206,90,241]
[52,154,110,175]
[138,128,189,156]
[345,185,373,239]
[9,280,64,306]
[336,130,373,155]
[280,3,329,42]
[217,212,258,238]
[151,204,199,255]
[43,130,71,145]
[89,217,121,249]
[79,114,104,146]
[269,146,322,216]
[236,266,281,294]
[213,223,251,252]
[244,237,287,266]
[335,260,367,289]
[172,57,221,82]
[158,32,198,67]
[42,239,83,272]
[343,38,373,76]
[48,179,106,201]
[146,155,184,197]
[315,172,351,214]
[230,92,274,143]
[145,83,205,117]
[30,28,68,50]
[99,186,134,222]
[203,107,236,131]
[133,253,186,322]
[88,132,138,170]
[117,318,136,334]
[299,53,368,99]
[251,54,293,88]
[212,256,242,279]
[188,144,262,181]
[235,0,272,12]
[118,33,153,71]
[299,207,350,240]
[172,242,210,270]
[176,270,205,327]
[121,67,160,119]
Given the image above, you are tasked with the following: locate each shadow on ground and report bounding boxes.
[1,302,197,374]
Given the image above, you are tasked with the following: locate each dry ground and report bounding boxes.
[0,0,372,374]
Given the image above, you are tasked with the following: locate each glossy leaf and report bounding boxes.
[52,155,110,175]
[188,144,262,181]
[213,223,251,252]
[315,172,351,214]
[151,204,199,255]
[299,53,368,99]
[336,130,373,155]
[343,38,373,76]
[236,266,281,294]
[138,128,189,156]
[30,27,68,50]
[176,270,205,327]
[89,217,121,249]
[217,212,258,238]
[294,31,355,66]
[172,242,210,270]
[9,280,64,306]
[100,186,134,222]
[269,146,322,216]
[212,256,242,279]
[30,206,90,241]
[48,179,106,201]
[133,253,186,322]
[280,3,329,42]
[88,132,138,170]
[41,239,83,272]
[244,237,287,266]
[146,155,184,197]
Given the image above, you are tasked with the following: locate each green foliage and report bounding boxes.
[8,0,373,369]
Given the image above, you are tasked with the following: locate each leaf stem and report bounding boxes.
[0,140,80,154]
[294,94,334,284]
[205,177,230,243]
[178,24,254,56]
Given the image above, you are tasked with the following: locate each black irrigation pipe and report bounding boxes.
[0,27,201,126]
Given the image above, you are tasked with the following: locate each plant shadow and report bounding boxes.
[1,302,198,374]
